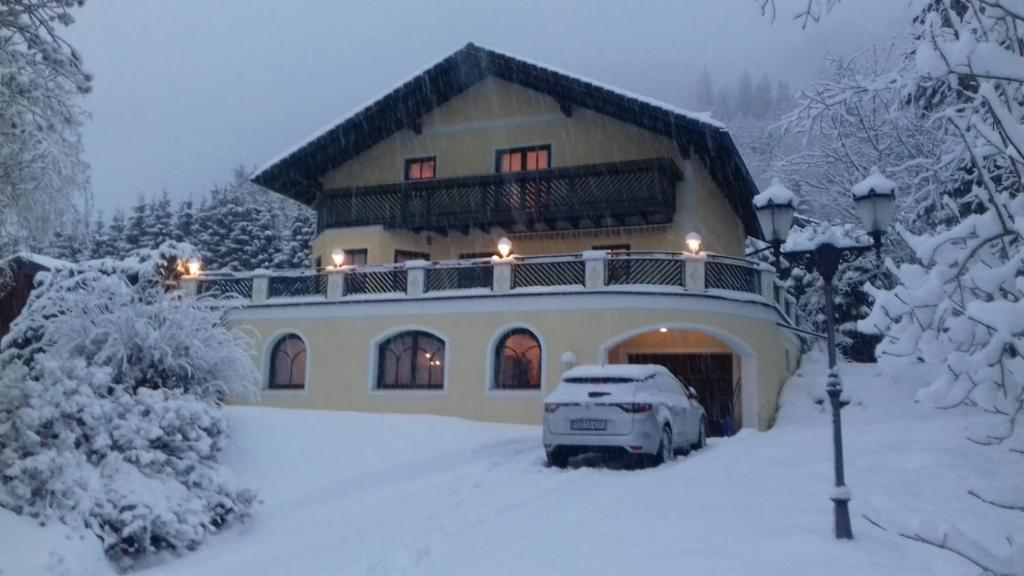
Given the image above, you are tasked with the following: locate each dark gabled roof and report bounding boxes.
[252,43,763,239]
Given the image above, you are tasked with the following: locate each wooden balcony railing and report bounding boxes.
[185,251,796,324]
[316,158,681,233]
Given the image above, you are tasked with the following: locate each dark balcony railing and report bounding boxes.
[512,257,586,289]
[268,273,327,299]
[317,158,681,233]
[706,258,759,294]
[424,263,493,292]
[196,277,253,299]
[606,256,685,287]
[343,268,407,296]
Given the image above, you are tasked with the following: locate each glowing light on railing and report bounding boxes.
[685,232,702,255]
[186,259,202,277]
[331,249,345,268]
[497,237,512,259]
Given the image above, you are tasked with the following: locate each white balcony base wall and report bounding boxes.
[228,291,800,431]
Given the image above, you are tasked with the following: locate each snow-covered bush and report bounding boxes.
[0,244,258,566]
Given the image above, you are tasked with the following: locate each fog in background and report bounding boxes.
[67,0,916,212]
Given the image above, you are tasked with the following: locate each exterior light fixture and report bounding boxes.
[685,232,702,255]
[659,327,669,333]
[851,167,897,252]
[750,171,895,541]
[497,237,512,259]
[331,249,345,268]
[753,179,797,250]
[186,259,201,277]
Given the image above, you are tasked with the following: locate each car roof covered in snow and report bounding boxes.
[252,42,764,239]
[561,364,670,382]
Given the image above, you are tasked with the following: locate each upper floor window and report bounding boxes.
[269,334,307,389]
[405,157,436,181]
[496,145,551,173]
[377,330,445,390]
[346,249,368,266]
[394,250,430,263]
[493,328,542,390]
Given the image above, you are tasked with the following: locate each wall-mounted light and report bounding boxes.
[331,249,345,268]
[685,232,702,255]
[497,236,512,259]
[186,259,202,277]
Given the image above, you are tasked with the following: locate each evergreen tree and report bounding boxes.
[174,199,197,245]
[736,70,754,118]
[752,73,774,119]
[693,67,715,112]
[108,210,130,259]
[147,190,175,248]
[90,216,114,260]
[124,196,152,251]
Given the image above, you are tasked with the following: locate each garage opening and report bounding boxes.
[607,330,741,437]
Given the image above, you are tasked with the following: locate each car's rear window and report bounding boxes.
[561,377,635,384]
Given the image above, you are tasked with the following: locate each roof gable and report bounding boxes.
[252,43,763,239]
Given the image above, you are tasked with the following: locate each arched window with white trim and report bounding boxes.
[269,334,307,389]
[376,330,445,390]
[493,328,541,390]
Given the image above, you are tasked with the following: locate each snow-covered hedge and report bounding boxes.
[0,244,258,566]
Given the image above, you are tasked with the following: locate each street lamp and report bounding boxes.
[752,172,895,540]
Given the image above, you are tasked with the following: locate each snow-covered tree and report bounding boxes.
[766,0,1023,570]
[0,243,258,566]
[693,67,715,112]
[0,0,91,252]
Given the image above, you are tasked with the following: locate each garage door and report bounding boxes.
[627,353,737,437]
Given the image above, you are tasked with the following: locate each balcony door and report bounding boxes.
[496,145,552,213]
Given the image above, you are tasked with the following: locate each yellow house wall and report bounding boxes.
[310,78,746,264]
[229,294,799,430]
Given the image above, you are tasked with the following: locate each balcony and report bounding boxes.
[187,251,797,324]
[316,158,681,233]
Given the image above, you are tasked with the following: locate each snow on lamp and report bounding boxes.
[851,167,896,237]
[497,237,512,259]
[685,232,702,255]
[331,248,345,268]
[753,178,797,244]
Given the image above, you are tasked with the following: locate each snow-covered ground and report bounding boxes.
[4,351,1019,575]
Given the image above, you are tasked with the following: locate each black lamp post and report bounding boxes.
[753,171,896,540]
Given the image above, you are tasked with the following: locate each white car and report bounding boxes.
[542,364,707,468]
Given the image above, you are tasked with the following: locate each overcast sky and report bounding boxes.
[66,0,916,213]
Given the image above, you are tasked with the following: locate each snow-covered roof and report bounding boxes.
[753,178,796,208]
[0,252,72,270]
[250,43,764,239]
[561,364,669,381]
[851,167,896,199]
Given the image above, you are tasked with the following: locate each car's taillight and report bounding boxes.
[612,402,653,413]
[544,402,579,413]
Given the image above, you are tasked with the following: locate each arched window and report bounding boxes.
[493,328,541,390]
[269,334,307,389]
[377,330,445,390]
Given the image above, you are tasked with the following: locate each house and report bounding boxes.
[0,253,69,342]
[186,44,801,433]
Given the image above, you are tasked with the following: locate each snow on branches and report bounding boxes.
[0,0,91,253]
[860,0,1024,452]
[0,243,258,565]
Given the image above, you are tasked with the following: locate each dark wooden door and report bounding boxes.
[628,353,736,437]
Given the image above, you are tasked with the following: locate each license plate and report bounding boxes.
[571,419,608,431]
